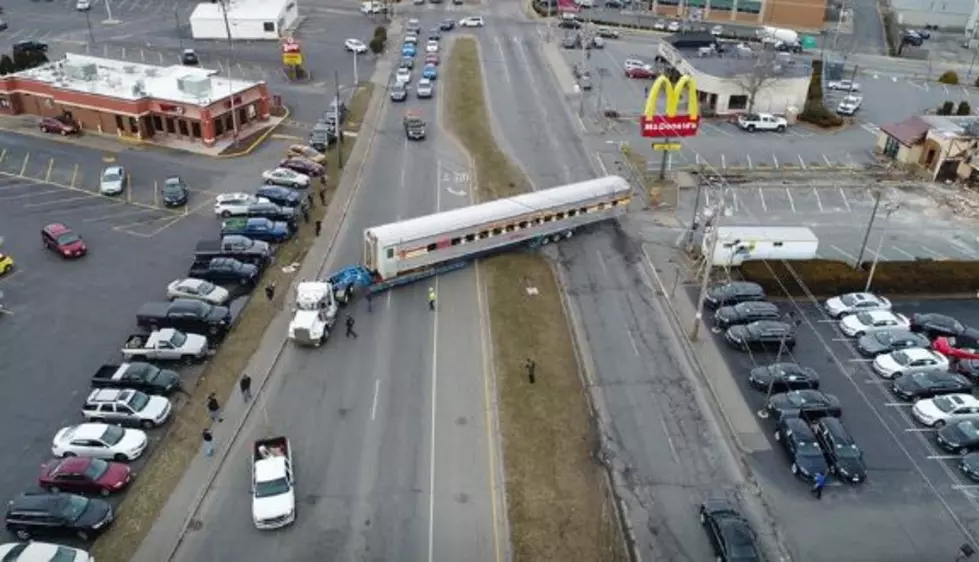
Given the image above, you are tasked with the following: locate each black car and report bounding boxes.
[256,185,310,211]
[5,492,113,541]
[181,48,199,66]
[891,371,972,401]
[188,257,259,286]
[13,40,48,54]
[948,328,979,350]
[698,499,761,562]
[246,201,298,229]
[748,363,819,392]
[161,176,189,207]
[937,420,979,454]
[766,389,842,422]
[136,298,231,339]
[558,18,581,29]
[774,417,828,482]
[714,301,781,330]
[811,418,866,484]
[308,121,337,152]
[958,452,979,482]
[957,359,979,380]
[440,19,455,31]
[856,329,931,357]
[704,281,766,309]
[724,321,795,352]
[910,313,966,339]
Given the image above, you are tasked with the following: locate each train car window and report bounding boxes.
[451,237,461,246]
[773,241,783,247]
[386,248,395,259]
[611,200,619,207]
[479,231,489,239]
[543,215,553,222]
[579,207,588,214]
[532,218,541,225]
[556,212,565,220]
[505,224,515,232]
[426,243,437,252]
[492,227,502,235]
[465,233,476,242]
[598,202,607,210]
[518,221,529,229]
[568,209,577,217]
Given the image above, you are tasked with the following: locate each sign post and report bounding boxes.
[281,38,305,80]
[640,75,700,180]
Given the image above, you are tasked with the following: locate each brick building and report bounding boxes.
[650,0,827,30]
[0,54,271,147]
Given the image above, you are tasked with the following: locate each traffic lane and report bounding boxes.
[559,225,730,562]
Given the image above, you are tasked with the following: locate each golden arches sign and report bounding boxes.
[639,75,700,138]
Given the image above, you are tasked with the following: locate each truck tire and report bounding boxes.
[747,125,755,132]
[132,355,147,362]
[113,453,129,462]
[776,125,785,132]
[208,325,219,335]
[221,210,232,217]
[181,355,197,366]
[141,419,156,429]
[148,323,160,332]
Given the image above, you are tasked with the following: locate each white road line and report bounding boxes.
[427,276,440,562]
[0,189,64,201]
[758,187,767,212]
[891,246,916,259]
[905,427,936,432]
[848,358,873,363]
[919,245,946,259]
[746,154,753,169]
[831,245,858,261]
[929,455,960,460]
[371,379,380,421]
[81,208,155,222]
[625,329,640,356]
[822,154,832,166]
[838,188,852,212]
[731,191,739,213]
[797,154,806,169]
[944,85,950,95]
[784,188,796,213]
[813,188,824,212]
[704,190,712,208]
[657,412,681,465]
[595,152,609,175]
[23,195,95,208]
[721,154,726,169]
[772,154,779,168]
[884,402,911,406]
[596,250,608,275]
[493,36,512,84]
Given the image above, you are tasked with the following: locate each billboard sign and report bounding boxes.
[640,75,700,138]
[281,39,303,66]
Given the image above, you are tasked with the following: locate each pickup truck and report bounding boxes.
[836,94,863,116]
[121,328,209,363]
[188,257,260,286]
[194,235,272,266]
[136,299,232,340]
[220,218,292,244]
[252,436,296,529]
[91,362,181,395]
[737,113,787,132]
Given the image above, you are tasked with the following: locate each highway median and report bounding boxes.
[90,83,374,562]
[445,37,626,562]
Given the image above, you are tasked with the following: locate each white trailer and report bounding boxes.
[704,226,819,267]
[757,26,799,45]
[190,0,299,40]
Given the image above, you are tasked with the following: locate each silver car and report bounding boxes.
[416,78,433,98]
[99,165,127,195]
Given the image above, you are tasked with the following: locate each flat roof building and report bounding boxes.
[190,0,300,40]
[648,0,826,31]
[0,54,271,147]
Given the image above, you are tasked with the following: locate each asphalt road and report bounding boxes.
[700,291,979,561]
[167,27,502,562]
[472,6,754,560]
[0,131,218,540]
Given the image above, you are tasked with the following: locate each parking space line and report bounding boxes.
[822,154,832,166]
[0,189,63,201]
[891,246,916,259]
[82,208,160,223]
[884,402,911,406]
[944,85,950,95]
[746,154,752,169]
[731,191,739,213]
[919,245,947,259]
[831,245,857,261]
[757,188,766,212]
[784,188,795,212]
[772,154,778,168]
[813,188,824,212]
[838,188,852,212]
[848,358,873,363]
[23,195,97,208]
[797,154,806,169]
[721,154,726,170]
[953,484,979,489]
[929,455,959,460]
[906,427,936,432]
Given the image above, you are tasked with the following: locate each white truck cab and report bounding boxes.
[288,281,338,346]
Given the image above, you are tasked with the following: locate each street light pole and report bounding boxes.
[334,69,344,169]
[353,50,359,85]
[175,7,183,51]
[103,0,119,24]
[219,0,240,145]
[690,206,724,341]
[85,10,94,44]
[854,190,882,267]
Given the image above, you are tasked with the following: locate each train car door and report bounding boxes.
[364,231,377,272]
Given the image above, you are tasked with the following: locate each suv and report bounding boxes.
[39,116,78,136]
[811,417,866,483]
[773,417,828,482]
[766,389,842,422]
[714,301,781,330]
[724,321,795,351]
[5,493,113,541]
[323,99,348,128]
[308,121,336,153]
[41,223,87,258]
[704,281,766,309]
[390,81,408,102]
[13,41,48,54]
[136,299,232,339]
[82,389,172,429]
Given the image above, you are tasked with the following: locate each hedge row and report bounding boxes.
[739,259,979,296]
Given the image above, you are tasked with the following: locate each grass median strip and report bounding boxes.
[90,83,374,562]
[445,37,625,562]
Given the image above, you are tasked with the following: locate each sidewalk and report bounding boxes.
[130,64,390,562]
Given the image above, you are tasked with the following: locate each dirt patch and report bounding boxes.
[89,83,374,562]
[445,37,625,562]
[218,126,277,157]
[621,145,676,208]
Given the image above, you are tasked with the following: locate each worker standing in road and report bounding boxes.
[428,287,436,311]
[345,314,358,338]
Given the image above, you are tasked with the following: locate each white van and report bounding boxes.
[0,543,92,562]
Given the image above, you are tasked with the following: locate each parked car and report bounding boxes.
[390,81,408,102]
[811,418,866,483]
[161,176,189,207]
[194,235,273,267]
[286,144,326,164]
[41,223,87,258]
[697,499,761,562]
[82,388,171,429]
[912,394,979,427]
[51,423,148,462]
[774,417,828,481]
[765,390,842,422]
[937,420,979,455]
[214,193,264,218]
[958,359,979,381]
[166,278,231,305]
[910,313,967,339]
[824,292,892,318]
[736,113,787,133]
[459,16,484,27]
[838,310,910,337]
[344,38,368,53]
[933,333,979,361]
[181,48,199,65]
[417,78,434,98]
[856,329,930,357]
[5,493,113,541]
[245,201,298,229]
[188,257,260,286]
[724,321,795,352]
[748,363,819,392]
[891,371,972,401]
[872,347,950,379]
[91,362,181,396]
[136,299,231,339]
[0,542,93,561]
[256,185,310,211]
[98,166,127,196]
[714,301,781,330]
[422,64,438,80]
[826,79,860,92]
[262,167,311,189]
[308,121,337,152]
[440,18,455,31]
[959,452,979,481]
[220,217,292,244]
[39,116,78,135]
[39,457,133,496]
[280,157,325,178]
[705,282,766,309]
[425,52,440,66]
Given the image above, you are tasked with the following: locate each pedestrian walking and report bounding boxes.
[345,314,358,338]
[202,428,214,457]
[811,472,827,499]
[525,358,536,384]
[302,206,310,224]
[319,188,327,206]
[206,393,222,423]
[265,282,276,302]
[315,220,322,237]
[427,287,436,311]
[239,374,252,402]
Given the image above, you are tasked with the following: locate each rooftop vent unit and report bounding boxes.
[122,65,137,74]
[63,62,98,81]
[176,74,211,97]
[145,68,159,77]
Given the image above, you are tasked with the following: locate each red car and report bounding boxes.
[39,116,79,135]
[39,457,133,496]
[625,67,656,79]
[41,223,87,258]
[933,336,979,361]
[279,157,326,178]
[425,53,440,66]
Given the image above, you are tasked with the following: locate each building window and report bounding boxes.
[115,115,124,131]
[178,120,189,136]
[191,122,202,138]
[263,21,275,32]
[225,114,234,132]
[925,149,937,166]
[215,118,225,136]
[238,107,247,124]
[710,0,733,10]
[166,118,176,134]
[151,115,163,131]
[128,117,138,134]
[426,242,437,252]
[728,95,748,110]
[492,227,502,235]
[0,97,10,109]
[737,0,761,13]
[883,136,900,158]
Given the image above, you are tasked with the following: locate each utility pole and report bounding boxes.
[595,67,607,113]
[864,234,886,291]
[690,205,724,341]
[85,10,95,44]
[334,69,344,169]
[219,0,240,146]
[103,0,119,24]
[353,49,359,85]
[175,7,183,51]
[684,176,705,252]
[854,190,882,267]
[658,137,672,180]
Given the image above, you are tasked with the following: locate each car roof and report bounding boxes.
[813,416,849,437]
[781,416,814,433]
[903,347,936,359]
[217,192,252,202]
[862,310,896,319]
[178,277,207,288]
[8,493,64,512]
[0,542,88,561]
[42,223,70,236]
[48,456,93,475]
[87,388,132,403]
[936,394,979,406]
[102,166,123,175]
[63,423,109,440]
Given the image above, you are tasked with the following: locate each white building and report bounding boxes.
[891,0,971,29]
[190,0,300,40]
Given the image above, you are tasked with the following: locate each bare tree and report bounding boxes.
[731,50,784,114]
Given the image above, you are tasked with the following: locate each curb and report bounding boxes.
[214,107,292,159]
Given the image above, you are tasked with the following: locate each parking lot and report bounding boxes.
[700,290,979,560]
[0,136,224,541]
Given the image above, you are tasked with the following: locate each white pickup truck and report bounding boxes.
[121,329,209,363]
[836,94,863,115]
[252,436,296,529]
[737,113,788,132]
[288,281,338,347]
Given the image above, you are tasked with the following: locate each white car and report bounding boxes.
[653,20,667,30]
[52,423,148,462]
[360,1,385,14]
[166,278,231,305]
[404,34,418,45]
[839,310,910,337]
[623,58,651,72]
[667,20,681,32]
[459,16,485,27]
[395,67,412,84]
[344,38,368,53]
[836,94,863,116]
[262,167,310,189]
[711,25,724,36]
[76,0,91,10]
[213,192,263,217]
[82,388,172,429]
[426,40,439,54]
[416,78,433,98]
[575,0,594,6]
[872,347,950,379]
[827,79,860,92]
[824,292,892,319]
[913,394,979,427]
[0,542,92,562]
[99,165,126,195]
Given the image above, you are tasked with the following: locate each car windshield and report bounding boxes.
[835,443,861,459]
[168,330,187,347]
[911,373,938,387]
[855,312,876,325]
[197,281,216,295]
[786,392,812,407]
[82,458,110,480]
[127,391,151,412]
[59,494,90,522]
[797,439,822,455]
[163,179,183,192]
[840,294,860,306]
[934,396,958,413]
[254,477,291,498]
[56,232,80,245]
[891,351,911,365]
[876,331,895,344]
[960,421,979,440]
[49,547,81,562]
[101,425,126,445]
[142,365,163,383]
[102,171,121,182]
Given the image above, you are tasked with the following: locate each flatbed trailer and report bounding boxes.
[329,261,467,299]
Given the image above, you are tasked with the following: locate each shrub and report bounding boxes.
[739,259,979,296]
[369,36,385,55]
[373,25,387,41]
[938,101,955,115]
[0,55,13,76]
[958,101,973,115]
[939,70,960,85]
[806,59,824,104]
[799,103,843,128]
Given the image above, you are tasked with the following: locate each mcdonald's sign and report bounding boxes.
[640,75,700,138]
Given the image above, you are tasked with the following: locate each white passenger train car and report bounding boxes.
[364,175,632,281]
